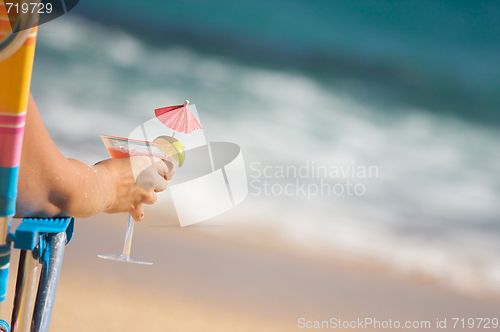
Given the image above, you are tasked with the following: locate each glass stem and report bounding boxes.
[122,214,135,257]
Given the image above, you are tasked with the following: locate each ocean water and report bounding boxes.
[30,6,500,297]
[73,0,500,125]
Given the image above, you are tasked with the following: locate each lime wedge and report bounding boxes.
[153,136,186,167]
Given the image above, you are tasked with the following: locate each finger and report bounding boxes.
[143,190,157,205]
[163,160,176,181]
[130,204,144,221]
[154,179,167,192]
[148,160,169,190]
[130,156,163,181]
[154,159,175,181]
[136,165,166,190]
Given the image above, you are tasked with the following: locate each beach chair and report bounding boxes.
[9,218,74,332]
[1,2,73,331]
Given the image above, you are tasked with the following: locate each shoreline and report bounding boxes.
[145,206,500,303]
[1,212,499,331]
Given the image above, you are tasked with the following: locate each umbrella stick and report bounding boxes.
[176,101,188,139]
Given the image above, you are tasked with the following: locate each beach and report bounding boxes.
[1,212,499,331]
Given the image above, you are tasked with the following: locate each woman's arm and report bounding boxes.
[15,93,171,221]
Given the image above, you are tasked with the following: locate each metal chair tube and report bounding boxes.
[30,232,66,332]
[10,250,39,332]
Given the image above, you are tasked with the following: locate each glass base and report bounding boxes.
[98,254,153,265]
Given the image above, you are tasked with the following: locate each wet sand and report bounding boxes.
[1,212,499,331]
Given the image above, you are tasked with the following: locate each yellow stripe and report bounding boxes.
[0,1,37,115]
[0,25,37,115]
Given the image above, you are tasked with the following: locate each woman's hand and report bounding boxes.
[94,156,176,221]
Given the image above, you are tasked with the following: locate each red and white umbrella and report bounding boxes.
[154,100,203,137]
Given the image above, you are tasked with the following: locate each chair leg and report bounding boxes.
[31,232,66,332]
[10,250,39,332]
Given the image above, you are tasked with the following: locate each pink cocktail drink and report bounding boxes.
[106,146,165,160]
[98,134,176,265]
[107,147,132,159]
[101,135,173,162]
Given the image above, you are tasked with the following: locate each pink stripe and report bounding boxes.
[0,126,25,167]
[0,113,26,127]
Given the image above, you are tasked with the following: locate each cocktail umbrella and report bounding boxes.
[154,100,203,137]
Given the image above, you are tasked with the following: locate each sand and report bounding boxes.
[1,212,499,331]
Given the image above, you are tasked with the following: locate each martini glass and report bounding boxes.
[98,135,177,265]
